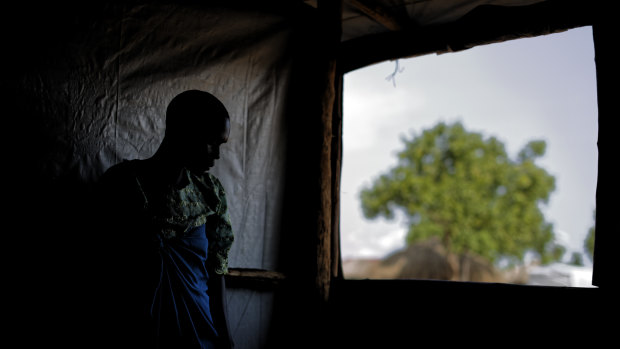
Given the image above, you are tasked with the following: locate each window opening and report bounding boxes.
[341,27,598,287]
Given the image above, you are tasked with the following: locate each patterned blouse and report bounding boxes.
[137,169,234,275]
[101,160,234,275]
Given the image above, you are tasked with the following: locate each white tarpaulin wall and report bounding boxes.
[110,5,292,273]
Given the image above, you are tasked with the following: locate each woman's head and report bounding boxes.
[164,90,230,173]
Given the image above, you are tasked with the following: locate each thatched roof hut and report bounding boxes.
[346,237,504,282]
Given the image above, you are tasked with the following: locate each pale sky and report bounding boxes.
[340,26,598,266]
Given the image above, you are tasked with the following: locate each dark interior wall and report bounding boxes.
[5,3,120,343]
[327,279,607,347]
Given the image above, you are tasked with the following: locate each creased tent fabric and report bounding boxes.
[11,3,294,348]
[112,4,291,273]
[108,5,293,348]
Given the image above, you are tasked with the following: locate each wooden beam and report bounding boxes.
[225,268,286,290]
[345,0,408,31]
[592,18,619,289]
[227,268,286,280]
[339,0,597,73]
[331,75,344,280]
[315,0,341,303]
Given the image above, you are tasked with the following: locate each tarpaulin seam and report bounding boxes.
[114,4,124,166]
[261,191,269,268]
[242,50,253,177]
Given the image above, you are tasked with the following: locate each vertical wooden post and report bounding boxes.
[315,0,342,302]
[592,21,618,289]
[331,75,344,280]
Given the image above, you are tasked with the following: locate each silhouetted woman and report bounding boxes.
[97,90,234,348]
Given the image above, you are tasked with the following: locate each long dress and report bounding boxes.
[150,223,218,348]
[97,160,234,348]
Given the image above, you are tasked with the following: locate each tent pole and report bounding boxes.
[592,18,618,289]
[315,0,342,303]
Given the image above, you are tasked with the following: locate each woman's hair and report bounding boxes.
[165,90,230,138]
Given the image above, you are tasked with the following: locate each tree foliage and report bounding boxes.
[360,121,562,265]
[584,210,596,262]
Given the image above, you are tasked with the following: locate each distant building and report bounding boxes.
[343,239,595,287]
[527,263,595,288]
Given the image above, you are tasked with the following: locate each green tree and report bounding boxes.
[360,121,562,266]
[584,210,595,262]
[568,252,584,266]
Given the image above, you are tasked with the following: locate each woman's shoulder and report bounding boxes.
[99,159,147,191]
[204,172,223,186]
[203,172,228,196]
[102,159,142,179]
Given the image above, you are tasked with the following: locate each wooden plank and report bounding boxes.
[225,268,287,290]
[345,0,408,31]
[227,268,286,280]
[331,75,344,279]
[315,0,342,302]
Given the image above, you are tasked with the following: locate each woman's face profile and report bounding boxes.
[184,117,230,174]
